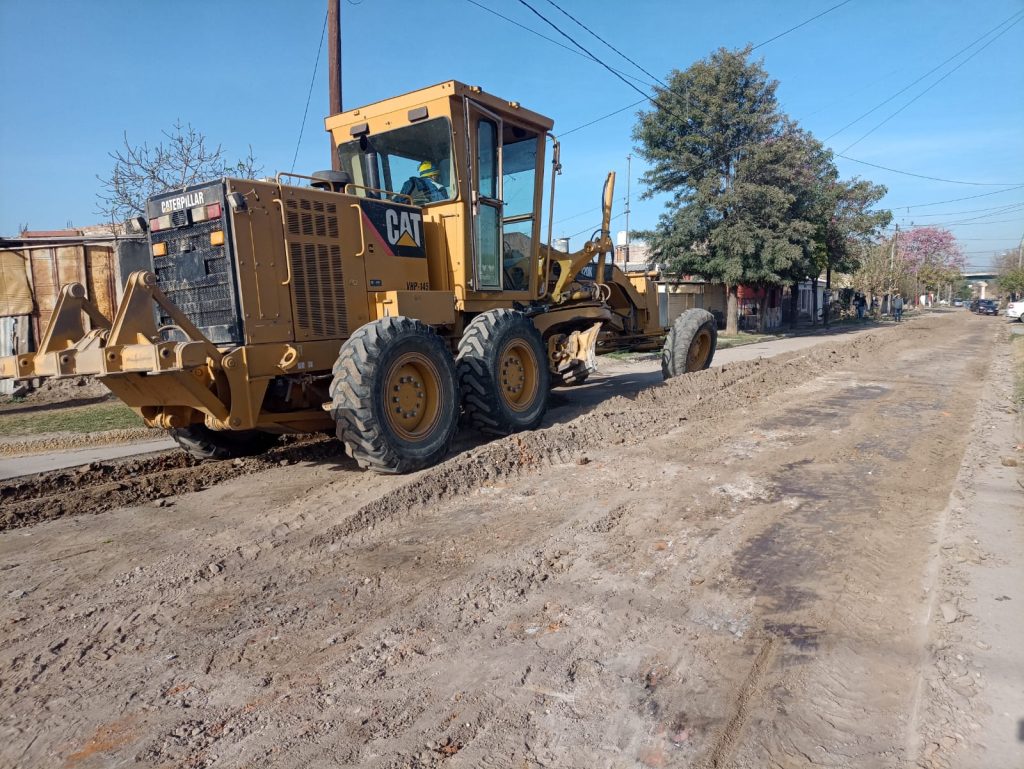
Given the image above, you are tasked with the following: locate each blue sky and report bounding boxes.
[1,0,1021,267]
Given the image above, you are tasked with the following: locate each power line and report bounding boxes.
[543,0,667,86]
[554,205,602,224]
[291,8,329,174]
[892,201,1024,218]
[751,0,856,51]
[923,204,1024,226]
[516,0,658,105]
[894,219,1021,228]
[561,98,648,137]
[824,8,1024,142]
[463,0,650,88]
[888,185,1024,210]
[496,0,1020,206]
[836,155,1024,186]
[840,12,1024,152]
[565,211,625,240]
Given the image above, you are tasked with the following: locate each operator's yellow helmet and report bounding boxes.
[418,161,440,178]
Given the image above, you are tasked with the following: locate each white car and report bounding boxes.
[1007,300,1024,321]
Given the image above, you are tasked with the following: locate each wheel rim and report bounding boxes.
[687,328,712,370]
[384,352,443,441]
[498,339,539,412]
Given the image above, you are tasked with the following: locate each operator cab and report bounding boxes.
[325,81,556,300]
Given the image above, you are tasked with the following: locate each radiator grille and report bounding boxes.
[151,215,241,345]
[285,198,346,340]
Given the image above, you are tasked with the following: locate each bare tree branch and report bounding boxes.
[95,121,263,225]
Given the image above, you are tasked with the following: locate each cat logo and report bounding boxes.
[384,208,423,248]
[358,200,427,258]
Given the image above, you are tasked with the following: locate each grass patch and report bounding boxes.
[0,402,143,436]
[716,332,783,350]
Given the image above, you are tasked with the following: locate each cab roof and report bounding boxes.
[324,80,555,135]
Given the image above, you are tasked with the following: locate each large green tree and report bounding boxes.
[634,47,816,334]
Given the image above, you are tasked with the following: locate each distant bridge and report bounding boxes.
[963,271,997,281]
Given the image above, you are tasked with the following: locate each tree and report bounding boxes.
[853,236,906,303]
[633,47,807,335]
[96,120,261,225]
[997,267,1024,299]
[816,179,891,286]
[897,227,965,302]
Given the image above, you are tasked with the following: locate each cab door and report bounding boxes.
[467,102,503,291]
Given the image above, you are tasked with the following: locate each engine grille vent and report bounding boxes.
[152,216,241,345]
[285,198,339,239]
[285,198,345,340]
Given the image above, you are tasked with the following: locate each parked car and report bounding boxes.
[953,299,964,307]
[976,299,999,316]
[1006,299,1024,322]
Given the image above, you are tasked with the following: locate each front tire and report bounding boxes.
[662,308,717,380]
[330,317,459,474]
[169,425,278,461]
[457,309,550,434]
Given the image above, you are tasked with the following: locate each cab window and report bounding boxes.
[337,117,455,205]
[501,133,538,292]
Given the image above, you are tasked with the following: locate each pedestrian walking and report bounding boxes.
[893,293,904,323]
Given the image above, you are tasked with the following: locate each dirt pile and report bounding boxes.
[313,326,891,546]
[0,436,345,530]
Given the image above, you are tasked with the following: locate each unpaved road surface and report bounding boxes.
[2,312,1021,768]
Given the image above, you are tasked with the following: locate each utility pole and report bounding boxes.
[328,0,343,171]
[1018,232,1022,269]
[624,153,632,268]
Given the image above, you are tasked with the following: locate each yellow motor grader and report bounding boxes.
[1,81,716,473]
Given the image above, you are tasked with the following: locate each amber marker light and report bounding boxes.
[210,230,225,246]
[152,242,167,257]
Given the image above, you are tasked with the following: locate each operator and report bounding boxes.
[401,161,448,205]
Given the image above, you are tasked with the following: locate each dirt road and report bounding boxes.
[2,312,1020,768]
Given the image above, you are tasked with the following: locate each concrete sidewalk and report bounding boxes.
[0,438,176,480]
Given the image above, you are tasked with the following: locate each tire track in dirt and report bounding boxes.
[721,319,994,768]
[702,636,781,769]
[313,324,910,550]
[1,313,993,768]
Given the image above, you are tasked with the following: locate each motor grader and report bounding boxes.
[1,81,716,473]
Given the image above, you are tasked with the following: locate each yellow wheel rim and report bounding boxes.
[383,352,442,441]
[498,339,539,412]
[687,329,712,370]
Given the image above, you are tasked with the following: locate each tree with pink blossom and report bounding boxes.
[897,227,965,300]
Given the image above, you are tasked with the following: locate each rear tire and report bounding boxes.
[662,308,717,380]
[330,317,459,474]
[457,309,550,434]
[169,425,277,461]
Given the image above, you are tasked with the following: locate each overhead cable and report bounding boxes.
[291,8,329,173]
[836,155,1024,187]
[840,12,1024,152]
[824,8,1024,142]
[751,0,856,51]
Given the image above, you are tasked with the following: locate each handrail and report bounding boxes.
[271,198,294,286]
[351,204,367,257]
[343,183,414,205]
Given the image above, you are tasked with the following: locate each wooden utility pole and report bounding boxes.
[328,0,342,170]
[624,153,631,268]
